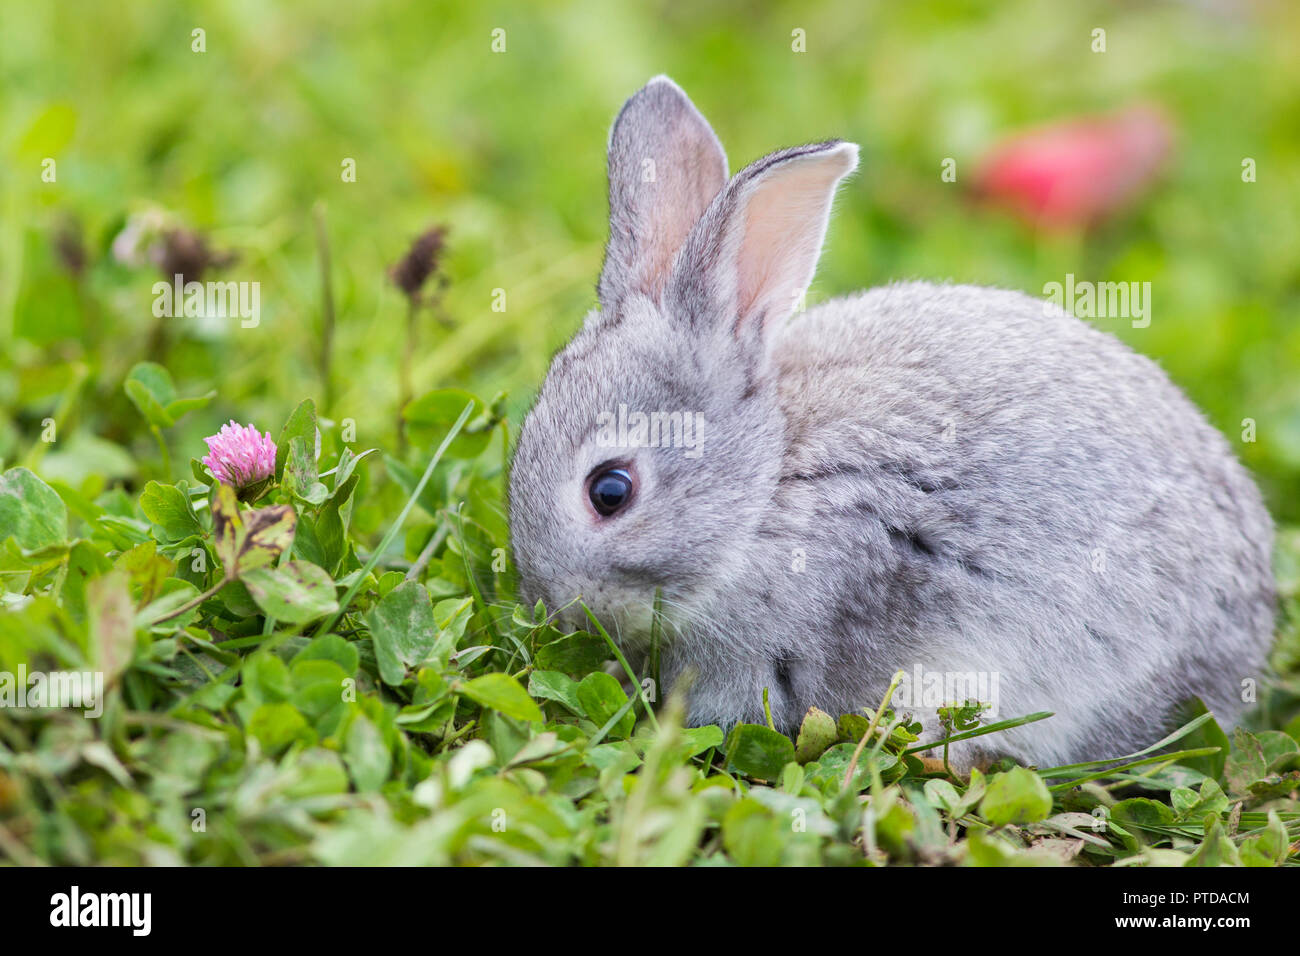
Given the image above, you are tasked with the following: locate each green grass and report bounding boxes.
[1,393,1297,866]
[1,0,1299,866]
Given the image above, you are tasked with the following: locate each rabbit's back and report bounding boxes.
[755,281,1274,763]
[515,78,1274,767]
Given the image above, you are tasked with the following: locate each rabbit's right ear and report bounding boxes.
[597,76,729,309]
[665,140,858,348]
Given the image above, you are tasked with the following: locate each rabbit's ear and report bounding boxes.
[598,76,729,309]
[668,140,858,343]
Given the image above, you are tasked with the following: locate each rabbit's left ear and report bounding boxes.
[668,140,858,342]
[598,76,729,309]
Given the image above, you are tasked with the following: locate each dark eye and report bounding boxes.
[588,467,634,517]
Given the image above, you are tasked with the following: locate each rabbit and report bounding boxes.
[508,75,1276,769]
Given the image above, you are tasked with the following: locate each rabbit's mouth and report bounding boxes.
[549,589,685,654]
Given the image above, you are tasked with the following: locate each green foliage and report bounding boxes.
[6,393,1297,866]
[0,468,68,550]
[980,767,1053,825]
[124,363,214,432]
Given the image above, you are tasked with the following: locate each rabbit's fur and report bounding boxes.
[509,76,1275,767]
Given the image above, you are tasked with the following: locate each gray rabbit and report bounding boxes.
[509,76,1275,768]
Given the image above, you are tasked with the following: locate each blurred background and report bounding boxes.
[2,0,1298,526]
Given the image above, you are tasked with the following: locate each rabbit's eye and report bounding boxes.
[589,467,634,517]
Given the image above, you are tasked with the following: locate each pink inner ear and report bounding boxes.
[641,145,727,298]
[735,147,857,329]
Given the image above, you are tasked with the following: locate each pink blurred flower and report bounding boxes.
[202,421,277,495]
[974,104,1175,230]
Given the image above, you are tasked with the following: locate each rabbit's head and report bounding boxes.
[509,76,857,639]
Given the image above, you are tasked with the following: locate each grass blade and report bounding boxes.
[1036,711,1218,778]
[901,711,1055,756]
[313,400,474,637]
[582,601,660,732]
[1045,747,1223,792]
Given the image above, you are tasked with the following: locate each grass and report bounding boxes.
[1,0,1299,866]
[1,392,1297,866]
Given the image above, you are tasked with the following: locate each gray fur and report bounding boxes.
[599,75,729,308]
[509,78,1275,768]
